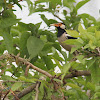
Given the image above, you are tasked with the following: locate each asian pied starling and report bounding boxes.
[50,23,77,51]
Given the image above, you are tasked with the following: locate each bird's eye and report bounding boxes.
[59,23,62,26]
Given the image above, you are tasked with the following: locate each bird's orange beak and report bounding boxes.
[50,23,62,27]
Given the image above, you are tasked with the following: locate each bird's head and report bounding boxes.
[50,22,66,37]
[50,23,66,29]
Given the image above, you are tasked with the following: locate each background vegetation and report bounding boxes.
[0,0,100,100]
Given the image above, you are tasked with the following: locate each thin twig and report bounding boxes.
[25,64,30,76]
[2,80,32,83]
[53,14,64,22]
[10,90,20,100]
[35,82,40,100]
[3,90,10,100]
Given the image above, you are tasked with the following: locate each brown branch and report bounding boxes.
[53,14,64,22]
[10,90,20,100]
[10,54,53,78]
[95,47,100,56]
[35,82,40,100]
[12,82,40,100]
[2,80,31,83]
[63,70,91,85]
[0,81,3,99]
[3,90,10,100]
[0,54,53,78]
[25,64,30,76]
[0,55,5,60]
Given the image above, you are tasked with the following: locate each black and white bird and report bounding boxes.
[50,23,77,51]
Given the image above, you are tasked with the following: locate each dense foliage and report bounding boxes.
[0,0,100,100]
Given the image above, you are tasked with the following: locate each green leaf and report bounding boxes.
[21,92,33,100]
[18,76,26,80]
[49,0,61,9]
[51,56,62,69]
[13,0,18,4]
[0,18,20,28]
[95,86,100,92]
[25,0,31,6]
[89,40,96,49]
[61,51,67,61]
[20,32,30,57]
[79,13,96,27]
[1,75,15,81]
[86,32,96,43]
[28,1,34,15]
[11,27,21,37]
[76,55,86,64]
[0,10,20,28]
[35,0,50,4]
[0,0,4,4]
[65,30,80,37]
[62,63,71,74]
[40,42,53,56]
[94,92,100,99]
[34,59,47,70]
[2,29,13,53]
[83,44,90,49]
[0,40,6,54]
[39,80,45,97]
[11,82,22,91]
[98,40,100,47]
[78,23,86,33]
[87,26,99,33]
[87,59,96,69]
[39,14,49,25]
[42,56,54,70]
[95,31,100,41]
[17,22,29,32]
[66,83,81,90]
[62,63,71,80]
[19,76,36,83]
[89,60,100,84]
[64,39,77,45]
[63,0,75,10]
[86,82,95,91]
[76,0,90,10]
[16,2,22,10]
[27,36,44,59]
[53,51,64,61]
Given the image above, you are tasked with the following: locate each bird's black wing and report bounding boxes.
[65,33,77,39]
[67,36,77,39]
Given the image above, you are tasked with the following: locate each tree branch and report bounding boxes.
[12,82,39,100]
[11,90,20,100]
[25,64,30,76]
[35,82,40,100]
[2,80,32,83]
[53,14,64,22]
[63,70,91,85]
[10,54,53,78]
[0,54,53,78]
